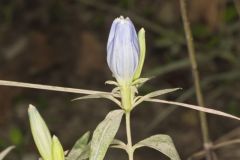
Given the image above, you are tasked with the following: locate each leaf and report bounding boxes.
[105,80,118,86]
[132,78,150,86]
[72,93,121,107]
[67,146,90,160]
[72,132,90,150]
[0,80,107,95]
[0,146,15,160]
[134,88,181,107]
[52,136,65,160]
[76,146,90,160]
[90,110,124,160]
[28,105,52,160]
[66,131,90,160]
[110,139,126,150]
[111,87,120,95]
[147,99,240,121]
[134,135,180,160]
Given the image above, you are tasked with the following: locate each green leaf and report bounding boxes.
[72,93,121,107]
[147,99,240,121]
[111,87,120,95]
[28,104,52,160]
[0,146,15,160]
[132,78,150,87]
[105,80,118,86]
[52,136,65,160]
[72,132,90,150]
[134,135,180,160]
[66,132,90,160]
[134,88,181,107]
[90,110,124,160]
[110,139,127,150]
[76,146,90,160]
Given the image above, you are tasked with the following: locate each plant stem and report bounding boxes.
[120,84,133,111]
[179,0,212,160]
[126,112,134,160]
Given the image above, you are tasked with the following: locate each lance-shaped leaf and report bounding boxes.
[90,110,124,160]
[111,139,127,150]
[134,135,180,160]
[105,80,118,86]
[75,146,90,160]
[28,104,52,160]
[134,88,181,107]
[0,146,15,160]
[132,78,150,87]
[0,80,107,95]
[66,131,90,160]
[52,136,65,160]
[146,99,240,121]
[72,93,121,107]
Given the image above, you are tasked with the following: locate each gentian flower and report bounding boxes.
[107,16,140,84]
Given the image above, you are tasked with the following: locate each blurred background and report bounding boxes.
[0,0,240,159]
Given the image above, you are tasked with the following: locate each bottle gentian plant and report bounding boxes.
[103,16,180,160]
[74,16,182,160]
[71,16,240,160]
[0,15,240,160]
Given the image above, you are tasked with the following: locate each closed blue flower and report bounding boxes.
[107,16,140,84]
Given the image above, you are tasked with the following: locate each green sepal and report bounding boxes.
[133,28,146,80]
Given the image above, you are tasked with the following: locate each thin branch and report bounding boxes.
[179,0,212,159]
[145,98,240,121]
[215,127,240,143]
[189,139,240,160]
[145,70,240,133]
[0,80,107,95]
[189,127,240,159]
[234,0,240,20]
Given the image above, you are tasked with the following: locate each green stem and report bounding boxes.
[126,112,134,160]
[120,84,133,111]
[120,82,134,160]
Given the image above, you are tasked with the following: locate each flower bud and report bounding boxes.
[28,104,52,160]
[107,16,140,84]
